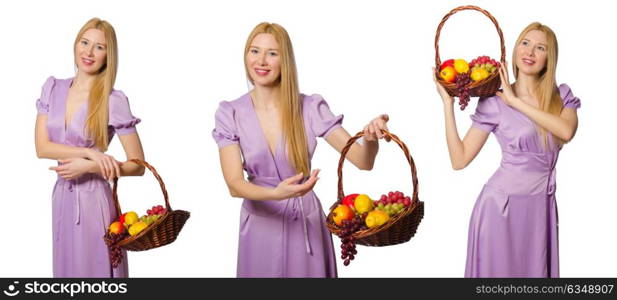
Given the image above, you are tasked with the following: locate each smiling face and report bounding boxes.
[246,33,282,87]
[514,29,549,77]
[74,28,108,75]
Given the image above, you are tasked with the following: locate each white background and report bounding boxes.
[1,0,615,277]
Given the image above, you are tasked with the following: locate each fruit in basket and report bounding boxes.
[403,196,412,207]
[440,59,455,71]
[108,221,125,234]
[439,66,457,83]
[339,216,363,266]
[150,214,161,223]
[375,191,413,216]
[453,59,469,74]
[353,194,373,214]
[128,221,148,236]
[105,232,128,268]
[332,204,354,226]
[124,211,139,226]
[456,73,472,110]
[365,210,390,228]
[334,191,412,266]
[140,214,161,225]
[342,194,359,208]
[470,67,489,82]
[439,56,500,94]
[470,55,500,80]
[470,55,500,69]
[148,205,168,216]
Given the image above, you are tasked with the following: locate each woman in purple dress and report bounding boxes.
[34,18,145,277]
[212,22,390,278]
[434,22,580,277]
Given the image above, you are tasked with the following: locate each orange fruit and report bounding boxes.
[332,205,354,226]
[440,66,457,83]
[108,221,125,234]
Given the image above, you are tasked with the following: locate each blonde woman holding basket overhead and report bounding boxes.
[435,22,580,277]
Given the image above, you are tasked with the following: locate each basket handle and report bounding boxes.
[434,5,506,68]
[111,159,171,217]
[334,130,419,210]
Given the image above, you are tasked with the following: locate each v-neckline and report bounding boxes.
[247,93,281,160]
[63,78,88,132]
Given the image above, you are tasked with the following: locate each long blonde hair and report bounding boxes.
[244,22,309,175]
[74,18,118,151]
[512,22,563,148]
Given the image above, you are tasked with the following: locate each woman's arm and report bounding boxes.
[115,132,145,176]
[496,66,578,142]
[324,114,389,171]
[39,113,145,181]
[434,69,490,170]
[507,100,578,142]
[48,131,146,180]
[443,103,491,170]
[218,144,319,201]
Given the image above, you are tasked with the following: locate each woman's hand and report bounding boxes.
[495,63,521,107]
[363,114,391,142]
[273,169,320,200]
[49,158,94,180]
[84,148,122,180]
[433,67,454,106]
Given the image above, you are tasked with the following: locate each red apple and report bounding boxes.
[342,194,359,208]
[119,213,127,225]
[440,59,455,71]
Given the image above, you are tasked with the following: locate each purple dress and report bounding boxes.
[465,84,581,277]
[36,76,140,277]
[212,93,339,278]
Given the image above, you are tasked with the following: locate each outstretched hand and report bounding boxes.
[363,114,391,142]
[273,169,320,200]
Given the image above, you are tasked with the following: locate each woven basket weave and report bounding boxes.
[326,130,424,246]
[104,159,190,251]
[434,5,506,97]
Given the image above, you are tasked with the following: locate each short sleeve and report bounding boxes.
[212,101,239,148]
[36,76,56,114]
[108,90,141,135]
[559,84,581,109]
[306,94,344,138]
[470,96,500,132]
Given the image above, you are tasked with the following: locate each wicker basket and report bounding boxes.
[104,159,190,251]
[326,130,424,246]
[435,5,506,97]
